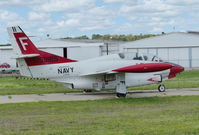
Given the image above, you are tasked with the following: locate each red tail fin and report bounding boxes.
[10,26,76,66]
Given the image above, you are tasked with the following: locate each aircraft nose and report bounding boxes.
[171,65,184,74]
[168,65,184,79]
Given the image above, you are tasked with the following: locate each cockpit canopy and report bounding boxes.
[119,52,163,62]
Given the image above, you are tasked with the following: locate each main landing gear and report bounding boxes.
[83,89,92,93]
[116,73,127,98]
[116,93,126,98]
[158,84,166,92]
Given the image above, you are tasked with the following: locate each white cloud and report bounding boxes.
[57,19,80,27]
[35,0,95,12]
[63,6,114,32]
[80,26,105,31]
[0,10,25,26]
[0,10,19,21]
[103,0,124,3]
[166,0,199,5]
[0,0,43,7]
[120,0,179,17]
[116,0,185,33]
[152,27,163,32]
[0,0,199,44]
[28,12,49,21]
[113,23,141,34]
[104,0,139,4]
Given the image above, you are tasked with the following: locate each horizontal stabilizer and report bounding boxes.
[13,54,40,59]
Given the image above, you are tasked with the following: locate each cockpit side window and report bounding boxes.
[152,56,159,62]
[121,52,163,62]
[118,53,125,59]
[133,56,143,60]
[143,55,148,61]
[133,53,143,60]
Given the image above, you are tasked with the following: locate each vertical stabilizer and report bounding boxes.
[7,26,77,77]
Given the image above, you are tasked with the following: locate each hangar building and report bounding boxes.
[122,32,199,68]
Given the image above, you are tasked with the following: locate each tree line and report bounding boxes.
[64,34,157,41]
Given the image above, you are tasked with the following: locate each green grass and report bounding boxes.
[0,70,199,95]
[0,77,81,95]
[0,96,199,135]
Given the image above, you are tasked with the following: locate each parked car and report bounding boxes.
[0,63,11,68]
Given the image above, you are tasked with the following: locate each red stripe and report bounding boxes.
[13,33,77,66]
[25,50,76,66]
[113,63,172,73]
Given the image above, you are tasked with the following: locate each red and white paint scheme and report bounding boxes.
[7,26,184,97]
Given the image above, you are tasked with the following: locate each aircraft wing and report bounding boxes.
[80,70,117,76]
[80,63,172,76]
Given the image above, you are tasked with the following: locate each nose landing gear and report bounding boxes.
[116,92,126,98]
[158,84,166,92]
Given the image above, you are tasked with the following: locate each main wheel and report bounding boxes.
[83,89,92,93]
[158,84,166,92]
[116,93,126,98]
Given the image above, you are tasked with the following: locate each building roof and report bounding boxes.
[122,32,199,49]
[0,39,105,50]
[34,39,104,48]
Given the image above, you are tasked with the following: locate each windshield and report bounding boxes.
[119,52,163,62]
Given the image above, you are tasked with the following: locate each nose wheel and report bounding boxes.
[158,84,166,92]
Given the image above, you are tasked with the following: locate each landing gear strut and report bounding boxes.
[116,73,127,98]
[158,84,166,92]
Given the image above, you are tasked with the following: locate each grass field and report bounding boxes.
[0,96,198,135]
[0,70,199,95]
[0,77,81,95]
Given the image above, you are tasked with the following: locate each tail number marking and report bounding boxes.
[19,37,28,51]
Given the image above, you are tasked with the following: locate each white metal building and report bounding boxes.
[122,32,199,68]
[0,46,16,71]
[35,39,104,60]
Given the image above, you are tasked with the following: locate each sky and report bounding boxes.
[0,0,199,44]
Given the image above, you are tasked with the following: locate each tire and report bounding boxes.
[83,89,92,93]
[158,84,166,92]
[116,93,126,98]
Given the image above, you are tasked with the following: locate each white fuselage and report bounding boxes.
[23,54,170,90]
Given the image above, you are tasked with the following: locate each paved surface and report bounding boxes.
[0,88,199,104]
